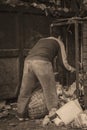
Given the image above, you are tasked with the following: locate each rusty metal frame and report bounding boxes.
[50,17,87,97]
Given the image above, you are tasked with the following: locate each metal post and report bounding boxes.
[50,24,53,36]
[75,20,79,97]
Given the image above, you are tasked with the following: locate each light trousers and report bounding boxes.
[17,59,58,115]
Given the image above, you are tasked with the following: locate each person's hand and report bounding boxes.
[69,67,76,73]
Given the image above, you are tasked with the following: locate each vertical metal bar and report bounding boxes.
[20,14,24,81]
[81,24,83,65]
[65,27,69,87]
[75,21,79,97]
[50,23,53,36]
[17,12,24,96]
[82,21,87,109]
[15,13,20,97]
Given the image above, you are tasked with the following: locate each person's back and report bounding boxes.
[27,37,59,62]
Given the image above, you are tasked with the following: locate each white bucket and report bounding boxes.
[56,99,83,125]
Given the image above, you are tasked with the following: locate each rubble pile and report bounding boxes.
[28,81,87,128]
[44,100,87,129]
[0,80,87,129]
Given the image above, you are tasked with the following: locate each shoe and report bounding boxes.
[16,113,29,121]
[16,115,29,121]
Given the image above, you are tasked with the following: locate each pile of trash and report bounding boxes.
[0,81,87,129]
[28,81,84,118]
[42,99,87,129]
[56,81,84,108]
[28,81,87,128]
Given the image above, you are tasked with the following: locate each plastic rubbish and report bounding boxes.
[55,99,83,125]
[73,112,87,128]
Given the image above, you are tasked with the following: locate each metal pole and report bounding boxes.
[50,24,53,36]
[75,21,79,97]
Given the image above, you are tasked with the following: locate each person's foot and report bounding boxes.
[16,115,29,121]
[16,113,29,121]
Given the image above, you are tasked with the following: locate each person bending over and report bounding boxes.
[17,36,75,121]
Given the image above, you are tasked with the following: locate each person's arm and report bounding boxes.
[56,37,76,73]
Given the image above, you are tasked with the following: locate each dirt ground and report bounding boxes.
[0,109,82,130]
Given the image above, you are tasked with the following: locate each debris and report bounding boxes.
[0,101,6,111]
[28,81,85,119]
[55,99,83,125]
[5,105,11,110]
[9,122,18,127]
[63,82,77,97]
[10,102,17,111]
[72,111,87,128]
[42,115,50,126]
[0,110,9,119]
[42,99,83,127]
[52,117,64,126]
[56,82,63,96]
[31,3,49,16]
[31,3,46,11]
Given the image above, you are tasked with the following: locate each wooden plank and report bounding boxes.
[0,58,19,99]
[0,49,19,57]
[0,14,21,99]
[0,5,45,15]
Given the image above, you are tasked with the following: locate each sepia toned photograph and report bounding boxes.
[0,0,87,130]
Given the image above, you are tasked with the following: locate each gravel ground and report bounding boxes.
[0,110,82,130]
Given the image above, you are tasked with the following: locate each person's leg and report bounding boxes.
[31,60,58,111]
[17,60,37,118]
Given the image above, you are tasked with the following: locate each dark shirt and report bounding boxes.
[27,38,60,63]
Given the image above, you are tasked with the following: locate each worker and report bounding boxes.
[16,35,75,122]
